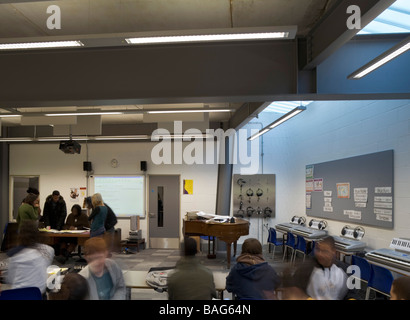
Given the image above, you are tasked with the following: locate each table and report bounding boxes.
[123,270,229,300]
[39,230,90,258]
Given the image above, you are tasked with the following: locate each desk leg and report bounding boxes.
[233,241,237,257]
[226,244,231,269]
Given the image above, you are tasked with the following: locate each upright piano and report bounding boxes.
[183,218,249,268]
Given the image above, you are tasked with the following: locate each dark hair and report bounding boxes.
[24,193,39,206]
[71,204,82,216]
[184,237,198,256]
[319,236,336,249]
[26,187,39,195]
[241,238,262,255]
[392,277,410,300]
[49,273,89,300]
[52,190,60,196]
[18,220,39,247]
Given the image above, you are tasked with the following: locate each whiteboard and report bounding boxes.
[91,175,145,218]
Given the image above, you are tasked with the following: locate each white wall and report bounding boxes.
[236,99,410,251]
[9,141,218,244]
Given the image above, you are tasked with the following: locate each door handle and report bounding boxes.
[149,212,156,218]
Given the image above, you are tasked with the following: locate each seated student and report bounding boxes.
[6,220,54,295]
[282,236,351,300]
[226,238,280,300]
[57,204,91,263]
[167,237,216,300]
[49,273,89,300]
[79,237,126,300]
[390,276,410,300]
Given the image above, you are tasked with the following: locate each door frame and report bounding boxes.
[147,174,181,249]
[9,175,40,222]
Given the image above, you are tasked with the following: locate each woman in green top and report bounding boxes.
[17,193,39,226]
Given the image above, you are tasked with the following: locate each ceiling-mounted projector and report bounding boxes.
[59,140,81,154]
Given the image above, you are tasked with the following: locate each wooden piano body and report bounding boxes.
[183,218,249,268]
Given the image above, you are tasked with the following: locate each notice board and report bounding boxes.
[305,150,394,229]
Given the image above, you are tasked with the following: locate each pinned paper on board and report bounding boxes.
[183,179,193,195]
[337,183,350,199]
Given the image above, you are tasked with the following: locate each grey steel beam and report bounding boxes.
[302,0,395,70]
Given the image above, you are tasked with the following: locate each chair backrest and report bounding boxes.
[286,233,295,247]
[0,287,42,300]
[368,264,394,295]
[267,228,277,243]
[296,235,306,251]
[351,255,371,282]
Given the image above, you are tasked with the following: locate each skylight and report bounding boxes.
[265,101,313,113]
[358,0,410,35]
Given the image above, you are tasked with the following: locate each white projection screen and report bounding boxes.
[92,175,145,218]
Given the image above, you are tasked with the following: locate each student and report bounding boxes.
[57,204,91,263]
[79,237,125,300]
[17,193,40,227]
[42,190,67,230]
[6,220,54,295]
[88,193,108,238]
[49,273,89,300]
[167,237,216,300]
[226,238,280,300]
[283,236,351,300]
[390,276,410,300]
[84,196,117,233]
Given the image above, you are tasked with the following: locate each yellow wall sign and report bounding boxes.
[183,179,193,195]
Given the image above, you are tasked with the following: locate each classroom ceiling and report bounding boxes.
[0,0,381,139]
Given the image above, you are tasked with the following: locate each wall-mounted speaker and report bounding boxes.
[140,161,147,172]
[83,161,92,171]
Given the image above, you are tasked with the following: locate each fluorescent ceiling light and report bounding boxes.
[348,36,410,79]
[0,137,33,142]
[45,112,124,116]
[93,135,149,140]
[126,32,289,45]
[151,133,213,140]
[125,26,296,45]
[146,109,233,114]
[248,106,306,141]
[0,40,84,50]
[0,114,22,118]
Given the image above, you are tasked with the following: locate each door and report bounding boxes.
[148,175,180,249]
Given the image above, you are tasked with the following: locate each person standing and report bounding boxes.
[17,193,40,227]
[88,193,108,238]
[42,190,67,230]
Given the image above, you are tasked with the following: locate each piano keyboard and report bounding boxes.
[390,238,410,253]
[333,236,366,252]
[275,223,296,233]
[365,248,410,272]
[290,225,328,239]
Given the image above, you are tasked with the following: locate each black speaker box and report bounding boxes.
[83,161,92,171]
[140,161,147,171]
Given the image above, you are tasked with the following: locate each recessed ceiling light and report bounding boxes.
[0,40,84,50]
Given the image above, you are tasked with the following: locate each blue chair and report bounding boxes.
[267,228,283,260]
[282,232,296,262]
[0,287,42,300]
[365,264,394,300]
[293,235,307,264]
[351,255,371,285]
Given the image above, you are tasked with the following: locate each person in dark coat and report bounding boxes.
[42,190,67,230]
[226,238,280,300]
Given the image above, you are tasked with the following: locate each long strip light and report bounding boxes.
[0,40,84,50]
[146,109,233,114]
[126,32,289,45]
[348,36,410,79]
[248,106,306,141]
[45,111,124,116]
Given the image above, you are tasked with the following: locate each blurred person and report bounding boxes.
[42,190,67,230]
[88,193,108,238]
[79,237,125,300]
[390,276,410,300]
[226,238,280,300]
[56,204,90,264]
[84,196,117,232]
[167,237,216,300]
[6,220,54,295]
[49,273,89,300]
[282,236,350,300]
[17,193,40,227]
